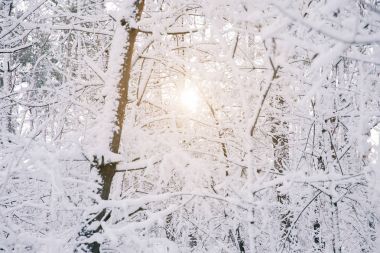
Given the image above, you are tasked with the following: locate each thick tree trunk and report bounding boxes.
[99,0,144,201]
[78,1,144,252]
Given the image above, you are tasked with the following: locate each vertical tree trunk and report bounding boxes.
[2,55,14,134]
[0,2,14,136]
[331,198,341,253]
[270,95,291,247]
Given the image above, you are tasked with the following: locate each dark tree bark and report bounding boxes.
[78,1,145,252]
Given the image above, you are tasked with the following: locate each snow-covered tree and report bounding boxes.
[1,0,379,252]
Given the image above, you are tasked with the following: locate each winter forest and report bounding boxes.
[1,0,380,252]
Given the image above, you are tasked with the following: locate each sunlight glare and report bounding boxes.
[180,86,199,112]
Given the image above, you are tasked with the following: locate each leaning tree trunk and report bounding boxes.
[79,1,144,252]
[98,0,144,201]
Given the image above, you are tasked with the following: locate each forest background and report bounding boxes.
[0,0,379,252]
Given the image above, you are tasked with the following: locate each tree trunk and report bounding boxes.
[78,1,144,252]
[270,95,291,248]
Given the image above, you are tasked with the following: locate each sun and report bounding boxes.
[180,86,199,112]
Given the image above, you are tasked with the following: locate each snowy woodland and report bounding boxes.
[0,0,380,252]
